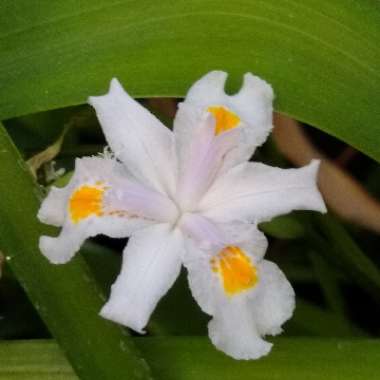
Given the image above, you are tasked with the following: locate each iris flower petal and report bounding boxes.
[183,222,268,316]
[208,301,272,360]
[176,113,240,209]
[100,223,184,333]
[174,70,274,174]
[38,156,175,264]
[38,186,67,227]
[89,78,177,195]
[250,260,295,336]
[200,159,326,223]
[184,227,292,360]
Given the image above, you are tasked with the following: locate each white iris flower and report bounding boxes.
[38,71,326,359]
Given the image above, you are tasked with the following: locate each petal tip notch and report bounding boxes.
[87,77,124,106]
[240,72,274,101]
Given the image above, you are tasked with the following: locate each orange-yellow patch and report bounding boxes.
[69,185,104,223]
[208,106,240,136]
[210,246,258,295]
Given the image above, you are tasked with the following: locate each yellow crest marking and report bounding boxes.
[208,106,240,136]
[69,184,105,223]
[210,246,258,295]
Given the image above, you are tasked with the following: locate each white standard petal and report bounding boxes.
[200,159,327,224]
[38,156,177,264]
[88,78,177,195]
[174,71,274,172]
[100,223,184,333]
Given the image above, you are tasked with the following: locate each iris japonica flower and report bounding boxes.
[38,71,326,359]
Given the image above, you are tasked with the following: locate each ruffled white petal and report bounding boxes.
[88,78,177,195]
[183,222,267,315]
[184,239,272,359]
[37,186,67,227]
[38,156,175,264]
[200,159,327,224]
[100,223,184,333]
[39,216,148,265]
[251,260,295,336]
[209,299,272,360]
[185,71,230,105]
[174,71,274,172]
[184,232,293,360]
[74,157,177,222]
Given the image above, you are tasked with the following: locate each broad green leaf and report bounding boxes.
[4,108,74,153]
[0,123,153,380]
[1,1,379,161]
[1,338,380,380]
[1,340,76,380]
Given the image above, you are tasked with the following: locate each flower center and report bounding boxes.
[69,184,105,223]
[207,106,240,135]
[210,246,258,295]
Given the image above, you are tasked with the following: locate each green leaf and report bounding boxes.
[2,338,380,380]
[0,123,153,380]
[311,214,380,303]
[260,214,305,239]
[0,340,77,380]
[81,241,121,293]
[0,265,49,339]
[148,270,208,336]
[309,251,346,316]
[288,299,364,337]
[1,1,379,161]
[4,107,73,153]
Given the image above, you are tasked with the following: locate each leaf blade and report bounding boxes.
[0,0,379,160]
[0,122,153,380]
[2,338,380,380]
